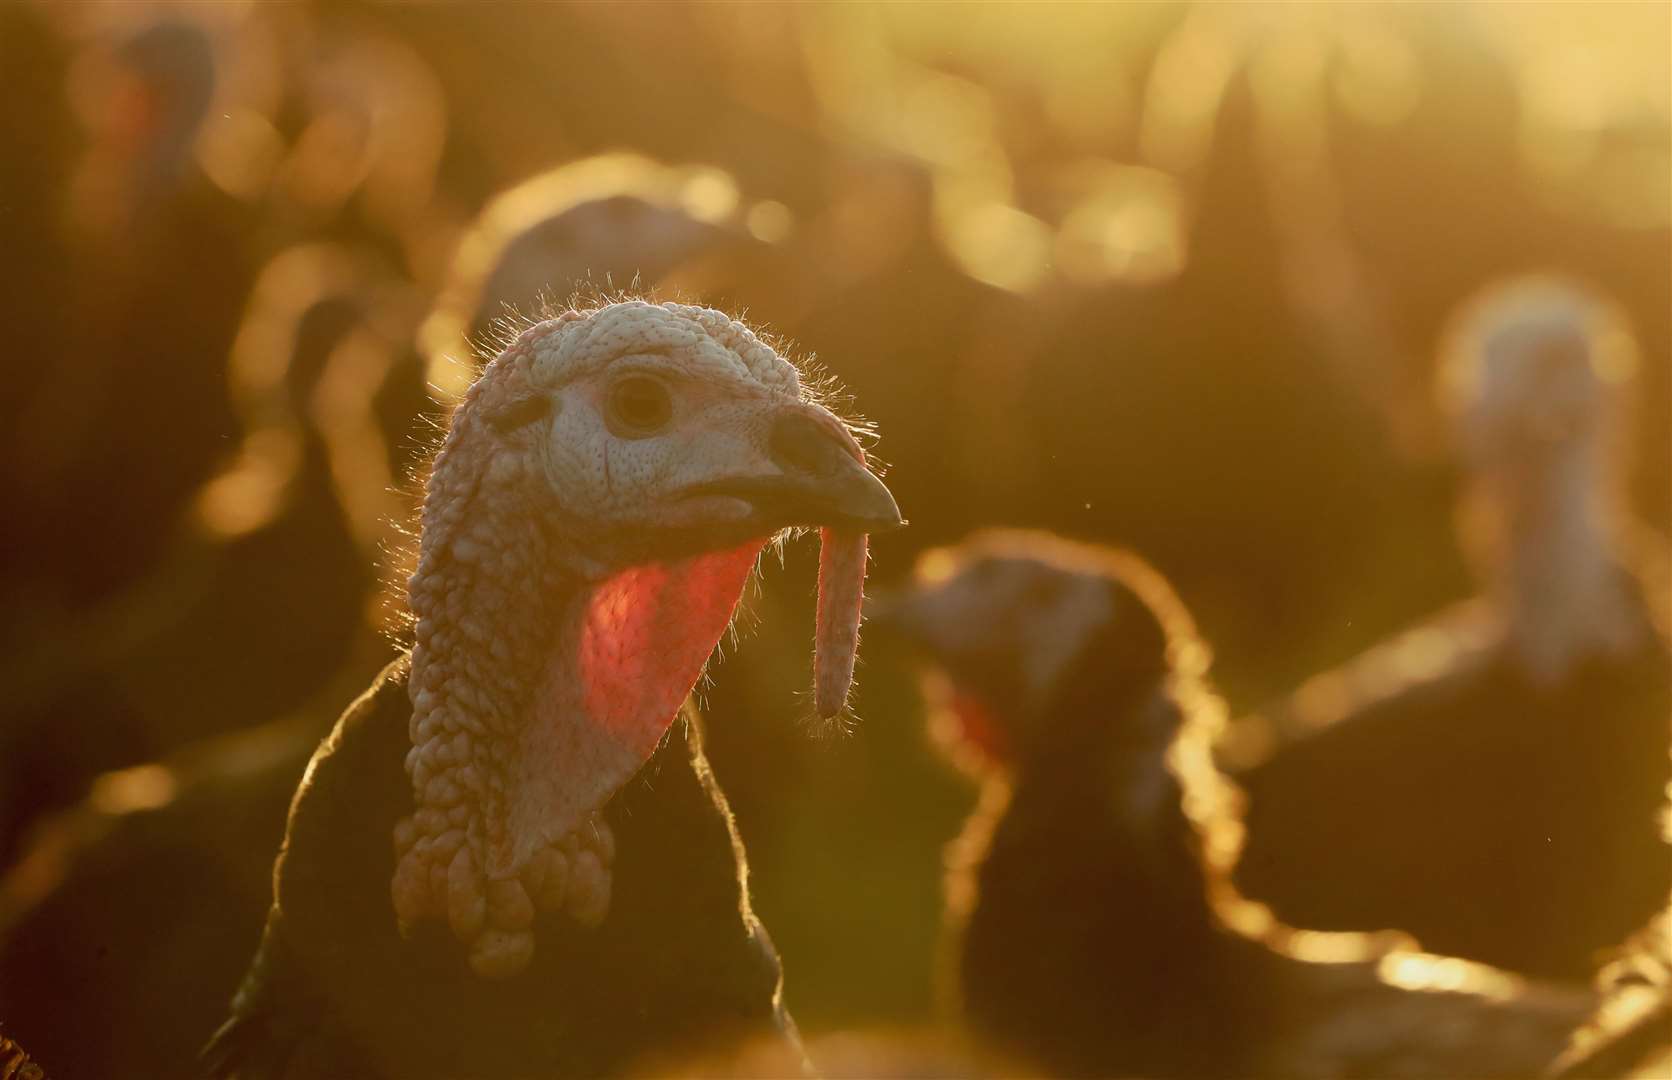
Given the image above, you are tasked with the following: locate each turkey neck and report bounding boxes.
[994,617,1220,949]
[406,488,571,875]
[407,479,762,878]
[1489,435,1642,682]
[962,608,1269,1076]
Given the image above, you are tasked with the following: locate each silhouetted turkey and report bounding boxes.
[14,12,256,589]
[0,699,340,1080]
[203,300,901,1078]
[0,11,255,865]
[876,530,1594,1079]
[1222,277,1671,981]
[0,242,415,871]
[0,245,422,1078]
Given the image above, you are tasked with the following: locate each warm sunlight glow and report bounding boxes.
[1377,952,1526,1002]
[2,2,1665,1069]
[89,764,178,815]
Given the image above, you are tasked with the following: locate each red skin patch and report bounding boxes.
[578,540,766,756]
[950,690,1010,763]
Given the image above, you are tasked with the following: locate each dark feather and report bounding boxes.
[204,658,797,1079]
[942,550,1594,1078]
[1231,568,1671,981]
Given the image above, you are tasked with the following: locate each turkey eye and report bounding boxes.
[606,375,673,438]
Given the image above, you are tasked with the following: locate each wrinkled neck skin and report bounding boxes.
[398,432,763,976]
[406,464,570,875]
[1483,439,1641,684]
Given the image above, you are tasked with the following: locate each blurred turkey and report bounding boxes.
[0,8,283,863]
[0,245,424,1078]
[11,10,260,587]
[0,243,420,865]
[1223,277,1672,981]
[418,153,773,403]
[0,694,349,1080]
[267,10,447,246]
[877,530,1595,1078]
[0,10,247,839]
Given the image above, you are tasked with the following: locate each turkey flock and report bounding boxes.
[1,4,1669,1080]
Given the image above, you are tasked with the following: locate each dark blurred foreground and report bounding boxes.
[0,0,1667,1069]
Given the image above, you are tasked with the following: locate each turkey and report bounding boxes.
[0,11,255,866]
[202,300,901,1078]
[0,700,339,1080]
[1222,276,1671,981]
[0,242,423,1080]
[875,530,1594,1079]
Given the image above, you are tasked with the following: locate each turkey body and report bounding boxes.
[1229,277,1672,982]
[0,712,320,1080]
[204,658,793,1079]
[886,535,1595,1079]
[958,620,1589,1080]
[1231,583,1671,981]
[956,624,1271,1078]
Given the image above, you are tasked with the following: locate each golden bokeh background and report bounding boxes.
[0,0,1666,1061]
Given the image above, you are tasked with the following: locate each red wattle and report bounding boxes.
[577,540,766,755]
[814,528,868,718]
[951,690,1010,762]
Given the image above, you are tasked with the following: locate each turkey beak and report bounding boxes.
[765,408,903,532]
[695,407,903,533]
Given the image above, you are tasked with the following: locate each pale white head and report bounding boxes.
[1440,276,1636,484]
[420,300,898,569]
[1438,275,1644,679]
